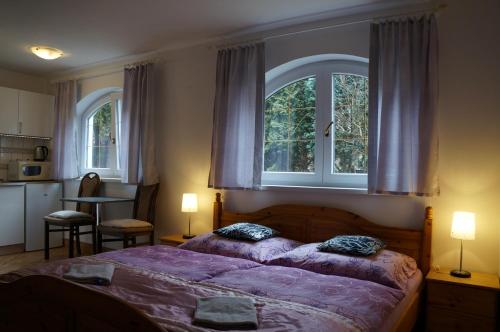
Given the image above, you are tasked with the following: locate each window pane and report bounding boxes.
[264,77,316,172]
[333,74,368,174]
[86,102,113,169]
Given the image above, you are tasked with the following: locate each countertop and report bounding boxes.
[0,180,61,187]
[0,182,26,186]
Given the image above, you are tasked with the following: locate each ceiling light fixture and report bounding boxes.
[30,46,63,60]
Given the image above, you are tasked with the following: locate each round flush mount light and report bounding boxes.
[30,46,64,60]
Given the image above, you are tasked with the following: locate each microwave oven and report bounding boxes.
[7,161,52,181]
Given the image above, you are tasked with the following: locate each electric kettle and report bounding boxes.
[34,146,49,161]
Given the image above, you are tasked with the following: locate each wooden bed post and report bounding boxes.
[213,193,222,230]
[421,206,433,276]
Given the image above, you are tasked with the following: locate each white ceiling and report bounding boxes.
[0,0,418,76]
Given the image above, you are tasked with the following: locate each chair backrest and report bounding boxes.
[133,183,160,224]
[76,172,101,215]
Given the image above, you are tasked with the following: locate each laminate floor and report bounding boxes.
[0,245,93,275]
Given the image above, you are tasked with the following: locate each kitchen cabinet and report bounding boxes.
[19,90,54,138]
[0,185,24,247]
[0,86,54,138]
[0,87,19,135]
[25,182,63,251]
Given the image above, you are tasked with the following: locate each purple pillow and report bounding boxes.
[267,243,418,290]
[178,232,302,263]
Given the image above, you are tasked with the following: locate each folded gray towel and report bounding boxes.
[63,263,115,286]
[193,297,258,330]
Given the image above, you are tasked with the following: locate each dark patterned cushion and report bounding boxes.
[213,223,279,242]
[317,235,385,256]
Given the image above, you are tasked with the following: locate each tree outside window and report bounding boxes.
[264,77,316,173]
[81,92,122,178]
[263,59,368,188]
[87,102,113,169]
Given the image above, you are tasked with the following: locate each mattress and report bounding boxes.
[381,269,423,331]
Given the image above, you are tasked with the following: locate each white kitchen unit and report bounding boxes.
[25,182,63,251]
[19,90,54,138]
[0,86,54,138]
[0,185,24,247]
[0,87,19,135]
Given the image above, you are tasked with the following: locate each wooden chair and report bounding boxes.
[44,173,101,259]
[97,183,159,252]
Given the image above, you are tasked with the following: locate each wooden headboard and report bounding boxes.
[213,193,433,275]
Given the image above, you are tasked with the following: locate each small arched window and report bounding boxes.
[263,56,368,188]
[81,92,122,177]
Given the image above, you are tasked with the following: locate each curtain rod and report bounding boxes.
[216,3,447,49]
[50,59,159,84]
[49,68,122,84]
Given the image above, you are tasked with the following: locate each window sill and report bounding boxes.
[99,177,122,183]
[260,185,368,195]
[71,177,123,183]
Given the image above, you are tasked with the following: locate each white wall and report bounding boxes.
[0,67,50,94]
[150,28,428,239]
[51,0,500,275]
[432,0,500,275]
[153,47,218,237]
[78,71,122,100]
[63,71,137,248]
[265,20,370,71]
[153,0,500,275]
[223,21,428,230]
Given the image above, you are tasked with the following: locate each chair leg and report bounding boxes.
[123,235,129,249]
[68,225,74,258]
[97,231,103,253]
[149,232,154,246]
[44,221,49,260]
[76,226,82,256]
[131,237,136,247]
[91,224,97,254]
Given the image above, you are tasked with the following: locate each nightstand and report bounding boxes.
[159,234,189,246]
[426,269,499,331]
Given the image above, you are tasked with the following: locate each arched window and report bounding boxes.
[263,56,368,188]
[81,92,122,177]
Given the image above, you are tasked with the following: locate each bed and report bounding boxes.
[0,193,433,332]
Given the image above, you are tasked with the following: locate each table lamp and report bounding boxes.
[182,193,198,239]
[450,211,475,278]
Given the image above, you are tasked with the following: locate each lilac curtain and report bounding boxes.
[120,63,159,185]
[208,43,265,189]
[368,16,439,196]
[52,80,78,180]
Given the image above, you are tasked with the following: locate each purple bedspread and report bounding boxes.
[97,246,261,281]
[267,243,418,290]
[204,265,404,331]
[0,245,408,332]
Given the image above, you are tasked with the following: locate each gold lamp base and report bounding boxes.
[182,215,196,239]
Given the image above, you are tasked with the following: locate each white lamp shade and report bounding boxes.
[181,193,198,213]
[450,211,475,240]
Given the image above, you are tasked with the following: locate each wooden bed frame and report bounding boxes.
[213,192,433,332]
[0,193,433,332]
[0,275,164,332]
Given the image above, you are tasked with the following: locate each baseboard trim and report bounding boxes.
[0,244,25,256]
